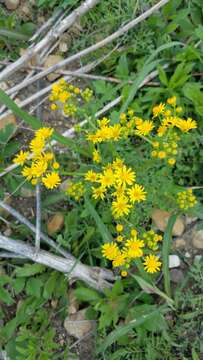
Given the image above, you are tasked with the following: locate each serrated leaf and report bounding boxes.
[15,264,45,277]
[74,287,102,302]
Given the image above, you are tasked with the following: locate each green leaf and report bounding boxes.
[116,54,129,79]
[162,213,178,297]
[195,25,203,40]
[168,63,193,89]
[25,277,43,297]
[158,65,168,86]
[15,264,45,277]
[43,271,58,299]
[84,195,113,243]
[74,287,102,302]
[0,286,14,305]
[146,41,184,65]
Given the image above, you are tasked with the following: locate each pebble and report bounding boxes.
[5,0,20,10]
[44,55,64,81]
[169,254,181,268]
[0,114,16,131]
[173,238,186,249]
[152,209,185,236]
[47,212,64,235]
[192,230,203,249]
[64,309,96,339]
[170,269,184,283]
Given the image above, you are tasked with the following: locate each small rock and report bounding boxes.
[173,238,186,249]
[20,186,35,198]
[59,41,68,53]
[152,209,185,236]
[5,0,20,10]
[185,216,198,226]
[170,269,184,283]
[192,230,203,249]
[0,82,8,91]
[44,55,63,81]
[64,309,96,339]
[51,299,58,309]
[185,252,191,258]
[0,114,16,131]
[3,228,12,237]
[169,254,181,268]
[47,212,64,235]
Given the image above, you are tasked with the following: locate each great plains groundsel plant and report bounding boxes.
[48,79,198,277]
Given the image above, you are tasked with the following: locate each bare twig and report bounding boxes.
[5,0,169,96]
[0,0,101,82]
[0,234,113,291]
[30,8,64,43]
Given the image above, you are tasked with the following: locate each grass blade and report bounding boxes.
[162,213,178,297]
[131,274,174,307]
[145,41,184,65]
[98,307,167,353]
[85,195,113,243]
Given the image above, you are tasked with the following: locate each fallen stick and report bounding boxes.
[0,0,101,82]
[0,234,113,291]
[5,0,169,96]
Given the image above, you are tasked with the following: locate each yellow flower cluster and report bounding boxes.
[177,189,197,210]
[13,128,61,189]
[151,132,180,166]
[142,229,162,251]
[49,78,93,116]
[84,159,146,219]
[102,224,162,276]
[66,181,84,201]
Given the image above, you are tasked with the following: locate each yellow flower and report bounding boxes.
[134,117,143,126]
[127,184,146,203]
[109,124,122,141]
[59,91,71,103]
[13,150,29,166]
[92,186,106,200]
[102,242,119,260]
[73,87,80,95]
[116,224,123,232]
[158,151,166,159]
[52,162,60,170]
[167,96,176,106]
[157,125,167,137]
[32,160,47,178]
[177,189,197,210]
[50,103,58,111]
[22,166,33,180]
[152,141,159,148]
[131,229,137,238]
[116,235,124,242]
[112,252,126,267]
[151,150,157,157]
[44,152,54,161]
[35,127,53,140]
[93,149,101,163]
[125,239,144,258]
[168,158,176,166]
[135,120,154,136]
[176,118,197,132]
[31,178,38,185]
[112,158,124,169]
[30,136,45,154]
[120,113,127,123]
[115,165,135,187]
[153,103,165,118]
[97,117,110,128]
[42,172,61,189]
[121,270,128,277]
[112,196,131,218]
[143,254,161,273]
[99,168,115,188]
[85,170,98,182]
[176,106,182,113]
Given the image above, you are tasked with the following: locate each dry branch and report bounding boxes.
[5,0,169,96]
[0,0,101,82]
[0,235,113,291]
